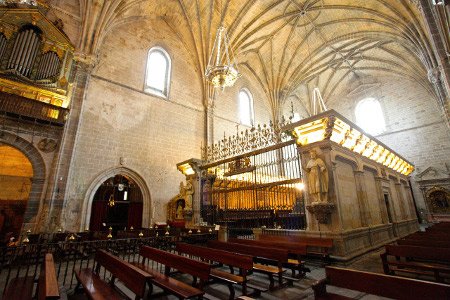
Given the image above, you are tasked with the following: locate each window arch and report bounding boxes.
[355,98,386,135]
[144,47,171,98]
[239,89,254,126]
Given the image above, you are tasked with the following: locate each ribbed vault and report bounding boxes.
[71,0,439,121]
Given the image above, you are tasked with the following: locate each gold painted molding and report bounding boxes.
[283,110,415,176]
[0,77,69,108]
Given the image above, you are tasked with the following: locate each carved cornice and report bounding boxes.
[283,110,415,176]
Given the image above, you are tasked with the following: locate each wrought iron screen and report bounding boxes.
[200,139,305,230]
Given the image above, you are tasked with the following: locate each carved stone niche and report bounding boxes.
[426,187,450,214]
[306,202,335,224]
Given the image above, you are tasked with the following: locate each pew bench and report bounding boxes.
[259,234,333,260]
[207,240,293,290]
[75,249,150,300]
[312,266,450,300]
[381,245,450,283]
[133,245,209,299]
[3,253,60,300]
[176,242,264,299]
[228,238,310,277]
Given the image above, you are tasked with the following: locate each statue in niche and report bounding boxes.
[180,180,194,211]
[175,200,185,219]
[305,150,329,204]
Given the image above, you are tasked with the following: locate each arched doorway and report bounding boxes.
[0,144,33,241]
[89,174,143,232]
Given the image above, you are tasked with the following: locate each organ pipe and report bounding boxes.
[0,34,6,60]
[7,27,41,77]
[37,51,60,80]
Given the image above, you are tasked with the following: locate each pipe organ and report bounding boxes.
[0,33,6,60]
[7,25,42,77]
[36,51,60,80]
[0,5,75,109]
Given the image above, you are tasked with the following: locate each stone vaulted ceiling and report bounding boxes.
[73,0,437,120]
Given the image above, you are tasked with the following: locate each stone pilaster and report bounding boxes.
[395,182,407,220]
[41,59,94,231]
[375,177,390,224]
[354,170,371,227]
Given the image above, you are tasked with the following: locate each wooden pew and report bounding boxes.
[176,242,266,299]
[206,240,292,289]
[258,234,333,259]
[133,245,209,299]
[3,253,60,300]
[75,249,150,300]
[312,266,450,300]
[228,238,310,277]
[381,245,450,283]
[404,231,450,240]
[397,238,450,248]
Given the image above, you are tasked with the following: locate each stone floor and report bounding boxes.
[68,246,391,300]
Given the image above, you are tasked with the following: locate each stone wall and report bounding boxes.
[61,17,271,231]
[287,76,450,219]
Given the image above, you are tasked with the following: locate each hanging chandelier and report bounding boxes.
[205,26,240,89]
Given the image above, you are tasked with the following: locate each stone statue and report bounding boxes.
[305,150,329,203]
[179,181,194,211]
[176,202,184,219]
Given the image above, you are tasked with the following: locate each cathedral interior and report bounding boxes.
[0,0,449,299]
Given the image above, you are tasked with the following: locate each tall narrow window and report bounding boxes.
[239,89,254,126]
[144,47,171,98]
[355,98,386,135]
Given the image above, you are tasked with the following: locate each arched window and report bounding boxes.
[355,98,386,135]
[144,47,171,98]
[239,89,254,126]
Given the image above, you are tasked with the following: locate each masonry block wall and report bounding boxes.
[213,76,272,141]
[63,18,206,230]
[326,76,450,215]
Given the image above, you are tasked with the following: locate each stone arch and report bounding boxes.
[0,131,46,226]
[80,166,152,231]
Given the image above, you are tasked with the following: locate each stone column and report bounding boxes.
[42,58,94,232]
[419,0,450,127]
[354,170,372,227]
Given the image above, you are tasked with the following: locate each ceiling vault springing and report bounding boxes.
[74,0,440,121]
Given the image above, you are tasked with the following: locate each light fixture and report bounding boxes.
[205,26,240,90]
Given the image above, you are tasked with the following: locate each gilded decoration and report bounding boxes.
[426,186,450,214]
[0,6,74,107]
[283,110,414,176]
[202,118,291,163]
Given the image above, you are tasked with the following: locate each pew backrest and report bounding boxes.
[259,234,333,248]
[95,249,149,298]
[140,246,210,281]
[207,240,289,263]
[322,266,450,300]
[176,242,253,271]
[385,245,450,263]
[228,238,307,256]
